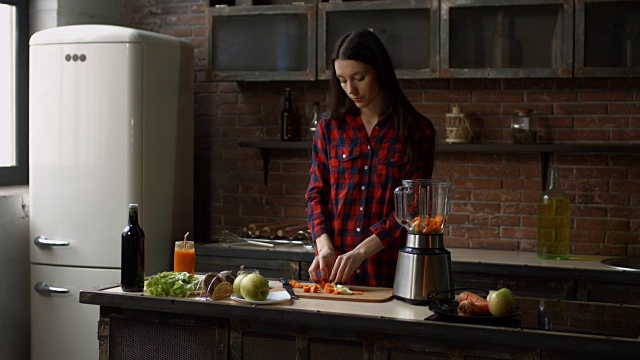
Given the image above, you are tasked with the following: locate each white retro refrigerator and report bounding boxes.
[29,25,194,360]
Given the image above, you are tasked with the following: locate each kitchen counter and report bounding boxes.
[197,242,629,273]
[80,280,640,359]
[197,243,640,301]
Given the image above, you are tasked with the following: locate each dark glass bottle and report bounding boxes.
[308,101,320,140]
[121,204,145,292]
[280,88,300,141]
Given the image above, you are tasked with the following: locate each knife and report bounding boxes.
[280,277,298,299]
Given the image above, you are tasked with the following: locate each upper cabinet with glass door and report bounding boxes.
[205,3,316,81]
[575,0,640,77]
[440,0,573,78]
[317,0,439,80]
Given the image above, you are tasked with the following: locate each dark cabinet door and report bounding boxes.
[206,4,316,81]
[441,0,573,78]
[318,0,439,80]
[575,0,640,77]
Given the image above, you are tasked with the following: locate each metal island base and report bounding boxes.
[80,280,640,360]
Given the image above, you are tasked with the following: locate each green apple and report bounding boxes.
[240,273,270,301]
[488,288,517,316]
[233,273,249,299]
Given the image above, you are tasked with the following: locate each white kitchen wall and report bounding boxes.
[30,0,121,35]
[0,186,29,359]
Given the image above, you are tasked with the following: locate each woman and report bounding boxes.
[305,29,436,287]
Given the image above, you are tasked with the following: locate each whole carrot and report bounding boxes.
[458,291,488,305]
[457,299,490,316]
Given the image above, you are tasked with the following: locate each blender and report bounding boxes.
[393,179,454,305]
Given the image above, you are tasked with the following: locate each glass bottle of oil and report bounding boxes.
[537,168,570,259]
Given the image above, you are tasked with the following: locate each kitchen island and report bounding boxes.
[80,280,640,360]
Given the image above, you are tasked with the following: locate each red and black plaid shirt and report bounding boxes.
[306,110,436,287]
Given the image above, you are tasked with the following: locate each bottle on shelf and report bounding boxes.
[492,9,510,68]
[624,24,633,68]
[537,168,570,260]
[280,88,300,141]
[308,101,320,140]
[121,203,145,292]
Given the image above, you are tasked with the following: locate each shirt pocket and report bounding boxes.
[376,145,409,183]
[330,145,361,181]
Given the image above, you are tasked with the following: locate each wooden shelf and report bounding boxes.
[239,140,640,186]
[239,141,311,150]
[437,143,640,154]
[239,141,311,184]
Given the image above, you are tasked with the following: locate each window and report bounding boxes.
[0,0,28,186]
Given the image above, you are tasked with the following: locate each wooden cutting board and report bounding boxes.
[291,283,394,303]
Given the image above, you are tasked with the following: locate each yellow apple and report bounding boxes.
[233,273,248,299]
[488,288,517,316]
[240,273,270,301]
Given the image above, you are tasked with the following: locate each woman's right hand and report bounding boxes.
[308,234,336,283]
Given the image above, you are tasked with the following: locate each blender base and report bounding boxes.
[393,294,431,306]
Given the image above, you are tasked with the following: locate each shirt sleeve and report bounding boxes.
[305,119,332,242]
[369,118,437,248]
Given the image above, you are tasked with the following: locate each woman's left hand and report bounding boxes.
[329,248,367,284]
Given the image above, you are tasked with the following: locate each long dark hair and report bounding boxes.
[328,29,433,164]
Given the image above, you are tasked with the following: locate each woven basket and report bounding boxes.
[445,106,471,144]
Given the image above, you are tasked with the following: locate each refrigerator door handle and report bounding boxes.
[34,282,71,295]
[33,235,70,247]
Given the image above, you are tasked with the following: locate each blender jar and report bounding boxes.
[395,179,451,235]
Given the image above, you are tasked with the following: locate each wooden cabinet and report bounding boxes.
[98,308,229,359]
[317,0,439,79]
[574,0,640,76]
[205,4,316,81]
[206,1,640,80]
[441,0,573,78]
[88,292,640,360]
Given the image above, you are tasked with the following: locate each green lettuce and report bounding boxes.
[144,271,199,297]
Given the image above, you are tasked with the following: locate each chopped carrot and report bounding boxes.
[332,290,339,295]
[310,284,318,293]
[318,279,327,287]
[289,279,302,288]
[352,290,363,295]
[323,283,334,294]
[303,286,311,293]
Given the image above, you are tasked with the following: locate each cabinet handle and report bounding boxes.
[34,282,70,294]
[33,236,70,247]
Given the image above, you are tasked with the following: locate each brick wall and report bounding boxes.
[123,0,640,256]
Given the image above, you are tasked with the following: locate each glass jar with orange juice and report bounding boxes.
[174,232,195,274]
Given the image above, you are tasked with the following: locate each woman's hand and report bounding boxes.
[308,234,336,283]
[330,248,367,284]
[330,235,384,284]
